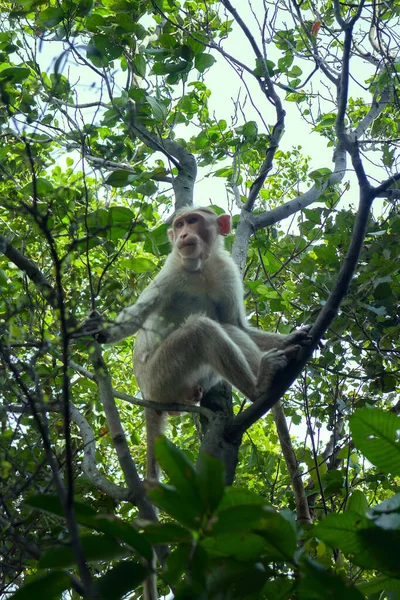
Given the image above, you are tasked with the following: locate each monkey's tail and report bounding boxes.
[145,407,166,481]
[143,564,158,600]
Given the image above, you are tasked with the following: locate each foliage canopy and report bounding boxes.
[0,0,399,598]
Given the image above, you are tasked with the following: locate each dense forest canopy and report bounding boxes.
[0,0,400,598]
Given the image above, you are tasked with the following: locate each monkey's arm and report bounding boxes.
[78,276,165,343]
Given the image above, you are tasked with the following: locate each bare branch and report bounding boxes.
[253,144,347,231]
[69,404,130,501]
[69,360,214,419]
[272,403,312,524]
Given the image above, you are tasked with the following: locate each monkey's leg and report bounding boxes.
[139,315,260,404]
[247,326,311,352]
[255,346,300,398]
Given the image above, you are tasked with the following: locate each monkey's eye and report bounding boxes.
[175,221,184,228]
[187,216,198,224]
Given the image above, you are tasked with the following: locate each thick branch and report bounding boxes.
[126,114,197,209]
[228,185,375,436]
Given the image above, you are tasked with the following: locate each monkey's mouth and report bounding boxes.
[179,241,198,249]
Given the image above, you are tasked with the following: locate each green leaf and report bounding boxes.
[25,493,96,520]
[194,53,215,72]
[314,512,375,568]
[368,494,400,530]
[21,178,53,198]
[0,66,30,83]
[9,571,71,600]
[358,528,400,572]
[196,451,225,513]
[95,560,149,600]
[350,408,400,475]
[143,224,170,256]
[26,494,152,561]
[134,54,146,77]
[86,516,153,561]
[148,483,202,529]
[109,206,134,223]
[298,559,364,600]
[154,437,203,512]
[105,171,140,187]
[347,490,368,515]
[127,257,156,272]
[146,95,168,121]
[37,7,65,27]
[219,487,266,510]
[143,523,193,544]
[39,534,125,568]
[202,532,266,560]
[357,575,400,595]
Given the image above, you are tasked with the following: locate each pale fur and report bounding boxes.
[111,208,309,483]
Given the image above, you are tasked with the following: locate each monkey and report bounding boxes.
[92,206,310,481]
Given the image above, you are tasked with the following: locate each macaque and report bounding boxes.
[96,207,310,480]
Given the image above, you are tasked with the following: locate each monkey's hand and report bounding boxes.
[72,311,114,342]
[282,325,312,348]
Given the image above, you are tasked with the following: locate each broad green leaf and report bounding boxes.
[105,171,139,187]
[9,571,71,600]
[313,511,373,554]
[212,505,297,560]
[143,523,193,544]
[202,532,266,560]
[87,517,152,561]
[25,494,97,519]
[109,206,134,223]
[127,257,156,272]
[21,178,53,198]
[218,487,266,510]
[298,559,364,600]
[154,437,202,512]
[0,66,30,83]
[350,408,400,475]
[143,224,170,256]
[358,528,400,572]
[134,54,146,77]
[95,560,149,600]
[39,534,124,568]
[357,575,400,595]
[148,483,202,529]
[196,451,225,513]
[146,95,168,121]
[347,490,368,515]
[37,7,65,27]
[194,53,215,72]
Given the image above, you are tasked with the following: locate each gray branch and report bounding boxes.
[69,404,130,501]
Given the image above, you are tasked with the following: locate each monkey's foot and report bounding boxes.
[256,346,302,397]
[283,325,312,347]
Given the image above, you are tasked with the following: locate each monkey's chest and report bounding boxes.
[164,292,219,323]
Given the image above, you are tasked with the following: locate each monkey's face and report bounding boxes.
[169,211,216,260]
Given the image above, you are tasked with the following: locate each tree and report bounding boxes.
[0,0,400,598]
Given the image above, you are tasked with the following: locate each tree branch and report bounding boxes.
[271,403,312,524]
[228,183,375,436]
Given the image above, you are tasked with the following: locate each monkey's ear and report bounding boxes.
[218,214,231,236]
[168,229,175,242]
